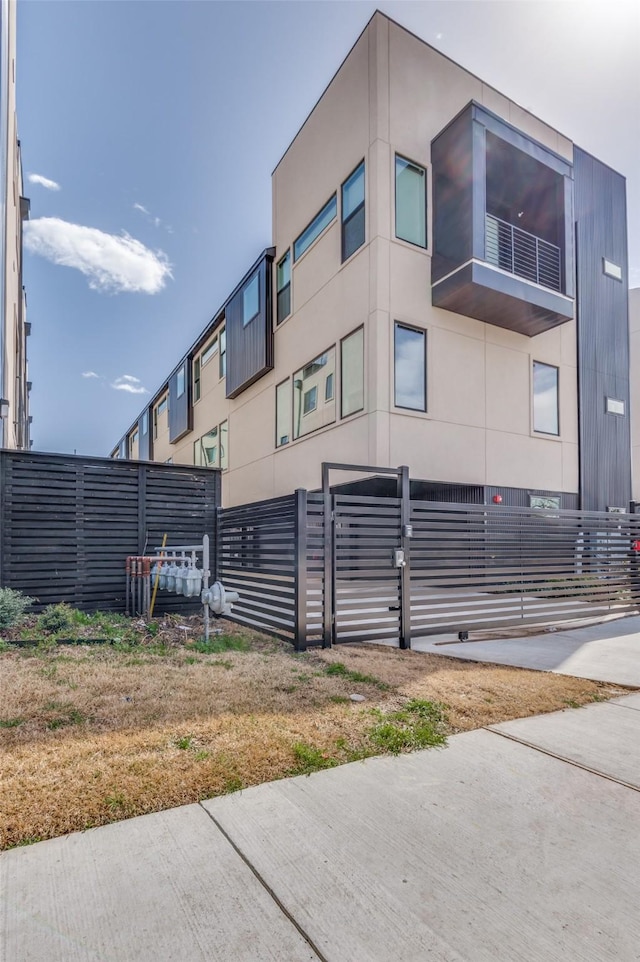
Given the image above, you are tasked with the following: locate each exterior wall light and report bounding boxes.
[492,494,503,504]
[0,399,9,419]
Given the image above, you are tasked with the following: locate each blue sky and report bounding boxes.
[18,0,640,456]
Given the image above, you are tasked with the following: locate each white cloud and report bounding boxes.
[111,375,149,395]
[28,172,61,191]
[24,217,172,294]
[133,202,149,215]
[133,201,171,233]
[82,371,100,378]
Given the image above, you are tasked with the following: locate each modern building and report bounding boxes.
[0,0,30,450]
[111,11,631,512]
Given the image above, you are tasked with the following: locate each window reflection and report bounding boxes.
[394,324,426,411]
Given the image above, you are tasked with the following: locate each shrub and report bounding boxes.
[0,587,33,630]
[36,603,77,634]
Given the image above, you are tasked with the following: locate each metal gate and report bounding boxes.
[322,464,412,647]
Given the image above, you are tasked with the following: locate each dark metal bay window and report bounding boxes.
[342,161,365,261]
[395,155,427,248]
[533,361,559,435]
[276,251,291,324]
[394,323,426,411]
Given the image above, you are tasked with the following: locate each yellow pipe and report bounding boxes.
[149,533,167,618]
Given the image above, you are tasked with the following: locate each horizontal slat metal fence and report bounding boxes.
[216,493,298,641]
[410,500,640,636]
[305,494,325,644]
[332,494,402,645]
[0,450,220,613]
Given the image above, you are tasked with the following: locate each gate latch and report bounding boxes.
[393,548,406,568]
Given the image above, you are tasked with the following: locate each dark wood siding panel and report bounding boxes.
[168,362,191,443]
[431,104,474,283]
[226,254,274,399]
[574,147,631,510]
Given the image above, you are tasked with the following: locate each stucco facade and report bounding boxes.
[112,12,630,512]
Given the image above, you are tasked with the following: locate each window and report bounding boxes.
[294,195,337,261]
[193,356,201,403]
[342,161,365,261]
[394,324,426,411]
[157,396,168,417]
[199,427,218,467]
[303,386,318,415]
[130,430,139,447]
[276,380,291,447]
[176,365,185,399]
[395,155,427,248]
[201,336,218,366]
[606,397,625,416]
[154,395,168,439]
[243,273,259,326]
[533,361,559,435]
[530,495,561,510]
[325,372,334,402]
[276,251,291,324]
[293,347,336,439]
[141,410,148,435]
[341,327,364,418]
[219,328,226,378]
[219,420,228,470]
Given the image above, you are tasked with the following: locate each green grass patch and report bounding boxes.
[367,700,447,755]
[188,635,248,655]
[290,742,339,776]
[0,717,24,728]
[325,661,390,690]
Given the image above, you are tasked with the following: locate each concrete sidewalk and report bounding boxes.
[413,614,640,686]
[3,695,640,961]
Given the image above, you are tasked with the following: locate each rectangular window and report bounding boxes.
[219,328,226,378]
[293,347,336,439]
[276,380,291,447]
[153,408,158,439]
[276,251,291,324]
[342,161,365,261]
[243,273,260,326]
[201,335,218,366]
[303,386,318,415]
[200,426,218,467]
[130,430,138,447]
[533,361,559,435]
[294,195,337,261]
[341,327,364,418]
[193,356,201,403]
[530,495,561,510]
[394,324,426,411]
[176,365,185,399]
[141,410,148,435]
[157,396,168,417]
[395,155,427,248]
[325,372,334,402]
[606,397,625,416]
[219,420,228,470]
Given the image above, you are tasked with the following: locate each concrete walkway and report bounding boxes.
[413,614,640,686]
[3,695,640,961]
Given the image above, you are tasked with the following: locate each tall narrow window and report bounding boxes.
[141,410,148,435]
[193,356,201,403]
[293,347,336,439]
[341,161,365,261]
[219,328,226,378]
[276,251,291,324]
[276,380,291,447]
[294,195,337,261]
[243,273,259,326]
[219,420,229,470]
[395,155,427,248]
[176,365,185,399]
[394,324,426,411]
[533,361,559,435]
[341,327,364,418]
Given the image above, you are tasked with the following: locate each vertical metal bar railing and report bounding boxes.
[485,212,561,292]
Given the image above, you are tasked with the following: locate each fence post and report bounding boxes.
[399,464,412,650]
[213,506,222,583]
[294,488,308,651]
[322,464,333,648]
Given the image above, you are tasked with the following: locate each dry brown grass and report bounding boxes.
[0,625,625,849]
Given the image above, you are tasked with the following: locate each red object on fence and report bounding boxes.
[492,494,503,504]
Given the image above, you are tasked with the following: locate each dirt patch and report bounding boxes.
[0,619,626,849]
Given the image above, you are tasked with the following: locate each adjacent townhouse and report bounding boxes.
[0,0,30,451]
[111,11,631,512]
